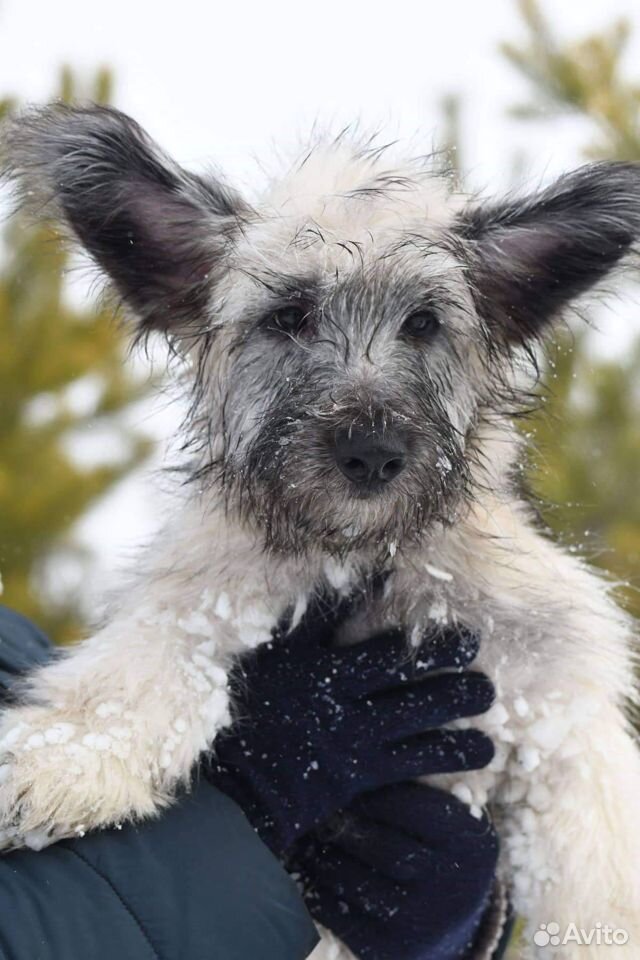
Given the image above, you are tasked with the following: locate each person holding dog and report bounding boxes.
[0,600,511,960]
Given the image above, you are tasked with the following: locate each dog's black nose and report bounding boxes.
[334,427,407,488]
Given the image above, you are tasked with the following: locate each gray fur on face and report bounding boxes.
[203,256,482,558]
[4,104,640,559]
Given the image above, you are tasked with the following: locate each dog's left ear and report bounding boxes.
[1,102,250,337]
[456,162,640,345]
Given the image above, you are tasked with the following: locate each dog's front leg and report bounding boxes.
[500,692,640,958]
[0,511,290,850]
[0,593,234,849]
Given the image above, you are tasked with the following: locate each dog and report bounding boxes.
[1,104,640,959]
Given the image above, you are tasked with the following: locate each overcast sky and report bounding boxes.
[2,0,639,600]
[3,0,638,188]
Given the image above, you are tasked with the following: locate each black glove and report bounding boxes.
[206,594,495,855]
[289,782,500,960]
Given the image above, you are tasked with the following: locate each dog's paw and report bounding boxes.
[0,705,162,849]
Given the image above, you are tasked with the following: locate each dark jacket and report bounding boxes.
[0,605,320,960]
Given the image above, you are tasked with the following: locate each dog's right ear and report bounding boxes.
[456,162,640,347]
[1,103,250,337]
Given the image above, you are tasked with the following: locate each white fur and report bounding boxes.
[2,142,639,959]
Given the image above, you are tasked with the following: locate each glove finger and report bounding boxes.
[280,583,373,648]
[334,625,480,697]
[353,782,499,855]
[296,837,403,916]
[326,812,437,882]
[380,728,495,783]
[296,869,378,945]
[281,595,351,644]
[413,622,480,668]
[239,589,364,686]
[309,889,484,960]
[365,671,495,741]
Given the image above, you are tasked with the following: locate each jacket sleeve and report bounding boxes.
[0,606,320,960]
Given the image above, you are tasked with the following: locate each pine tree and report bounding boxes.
[0,70,154,643]
[502,1,640,618]
[502,0,640,160]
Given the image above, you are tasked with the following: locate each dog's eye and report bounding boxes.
[270,305,310,336]
[402,309,441,340]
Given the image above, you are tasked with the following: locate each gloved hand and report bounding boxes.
[288,782,501,960]
[206,594,495,855]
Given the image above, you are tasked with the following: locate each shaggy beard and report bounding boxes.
[188,380,475,559]
[219,453,471,560]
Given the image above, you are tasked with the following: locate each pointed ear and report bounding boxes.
[456,163,640,345]
[1,103,250,336]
